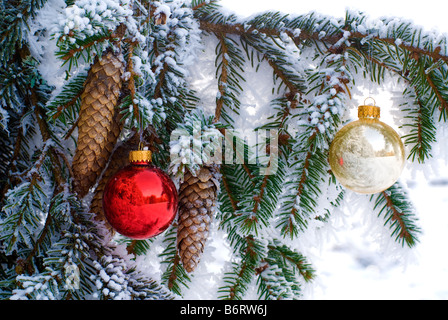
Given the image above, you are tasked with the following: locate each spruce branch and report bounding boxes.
[215,33,229,122]
[159,224,191,296]
[213,33,245,125]
[0,0,49,64]
[257,241,315,299]
[219,235,263,300]
[371,183,421,248]
[400,87,437,163]
[424,70,448,115]
[45,72,87,122]
[221,174,239,212]
[191,0,220,12]
[277,56,349,237]
[57,32,118,64]
[197,8,448,67]
[0,109,24,204]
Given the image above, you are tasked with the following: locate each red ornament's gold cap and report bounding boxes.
[129,150,152,163]
[358,105,381,119]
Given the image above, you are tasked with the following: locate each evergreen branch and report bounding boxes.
[159,224,191,296]
[12,272,61,299]
[0,109,22,203]
[46,72,87,122]
[400,87,436,163]
[268,243,315,283]
[218,235,263,300]
[217,130,257,217]
[12,140,53,181]
[191,0,220,12]
[277,55,349,237]
[54,0,132,67]
[154,62,169,99]
[371,183,421,248]
[218,131,282,236]
[152,37,170,101]
[197,9,448,65]
[92,249,174,300]
[239,31,307,99]
[215,33,229,122]
[57,32,117,62]
[345,45,404,83]
[257,241,315,299]
[213,33,245,125]
[124,239,152,256]
[251,174,269,217]
[0,0,48,64]
[424,71,448,114]
[221,174,238,212]
[0,177,47,254]
[51,92,82,121]
[198,19,333,47]
[135,5,201,137]
[166,254,183,293]
[266,57,301,97]
[277,139,326,237]
[349,32,448,64]
[234,155,285,235]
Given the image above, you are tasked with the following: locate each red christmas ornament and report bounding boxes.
[102,149,178,240]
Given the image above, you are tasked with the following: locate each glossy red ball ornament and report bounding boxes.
[102,150,178,240]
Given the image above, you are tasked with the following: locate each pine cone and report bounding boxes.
[89,134,139,234]
[177,166,219,273]
[72,50,124,197]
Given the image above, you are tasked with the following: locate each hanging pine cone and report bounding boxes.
[72,49,124,198]
[177,165,220,273]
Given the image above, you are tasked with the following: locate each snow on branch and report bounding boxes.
[196,6,448,63]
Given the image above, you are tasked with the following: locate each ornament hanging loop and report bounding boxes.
[364,97,376,106]
[359,97,380,119]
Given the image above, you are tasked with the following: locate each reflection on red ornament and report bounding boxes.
[102,153,178,240]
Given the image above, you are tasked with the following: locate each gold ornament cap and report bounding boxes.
[358,98,380,119]
[129,146,152,163]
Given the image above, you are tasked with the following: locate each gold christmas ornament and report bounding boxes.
[329,100,405,194]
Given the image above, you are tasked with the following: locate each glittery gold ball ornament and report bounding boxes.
[329,103,405,194]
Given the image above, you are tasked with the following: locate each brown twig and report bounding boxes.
[425,72,448,112]
[221,174,239,212]
[381,191,411,243]
[199,20,448,63]
[63,117,79,140]
[52,91,82,120]
[266,57,299,96]
[214,33,229,123]
[60,34,117,61]
[167,253,181,290]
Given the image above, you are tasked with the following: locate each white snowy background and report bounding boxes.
[25,0,448,300]
[214,0,448,300]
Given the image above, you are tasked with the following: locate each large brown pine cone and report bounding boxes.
[177,166,219,273]
[72,50,124,197]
